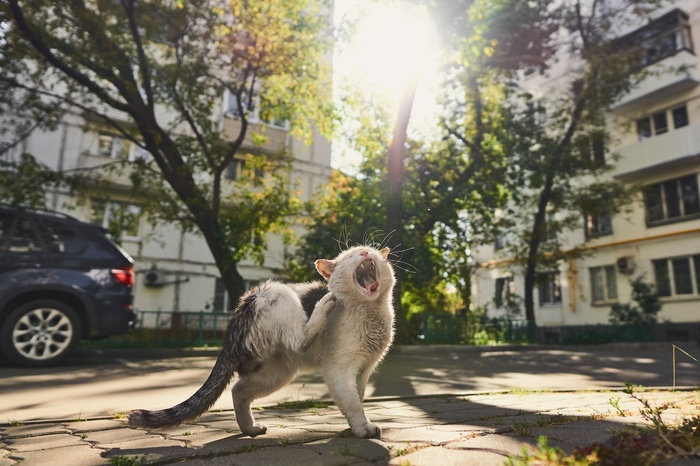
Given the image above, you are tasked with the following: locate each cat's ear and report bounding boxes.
[315,259,335,281]
[380,247,390,260]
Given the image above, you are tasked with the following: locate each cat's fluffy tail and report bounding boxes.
[127,344,237,429]
[128,291,259,429]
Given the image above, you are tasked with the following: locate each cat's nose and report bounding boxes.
[360,250,369,258]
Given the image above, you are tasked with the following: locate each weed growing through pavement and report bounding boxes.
[511,420,534,437]
[274,399,330,410]
[335,446,355,456]
[507,383,700,465]
[608,396,629,417]
[7,419,22,426]
[108,456,147,466]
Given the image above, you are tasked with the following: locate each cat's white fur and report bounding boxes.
[128,246,395,439]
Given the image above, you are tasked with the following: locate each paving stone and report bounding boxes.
[387,444,508,466]
[1,424,70,439]
[5,433,84,452]
[81,427,164,445]
[381,425,478,444]
[6,444,105,466]
[64,419,126,433]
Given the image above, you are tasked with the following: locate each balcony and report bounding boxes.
[611,51,700,115]
[222,117,288,155]
[610,9,699,115]
[615,122,700,180]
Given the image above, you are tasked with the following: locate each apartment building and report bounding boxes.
[8,100,332,314]
[473,1,700,333]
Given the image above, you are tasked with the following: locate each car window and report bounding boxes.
[35,218,86,255]
[0,211,15,249]
[8,217,43,253]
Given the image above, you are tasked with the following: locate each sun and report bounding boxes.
[333,0,441,169]
[335,0,439,109]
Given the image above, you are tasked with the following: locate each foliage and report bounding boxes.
[508,385,700,466]
[0,153,66,208]
[462,0,665,323]
[0,0,333,301]
[609,275,662,325]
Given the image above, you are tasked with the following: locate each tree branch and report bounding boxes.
[5,0,132,114]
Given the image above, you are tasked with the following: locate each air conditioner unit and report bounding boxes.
[144,269,169,287]
[616,256,636,275]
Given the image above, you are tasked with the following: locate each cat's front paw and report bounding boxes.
[242,423,268,437]
[318,293,336,313]
[352,422,381,439]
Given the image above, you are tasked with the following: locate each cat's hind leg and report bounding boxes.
[232,354,297,437]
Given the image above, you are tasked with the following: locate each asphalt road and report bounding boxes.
[1,343,697,423]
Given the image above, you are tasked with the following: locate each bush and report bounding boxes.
[609,274,662,325]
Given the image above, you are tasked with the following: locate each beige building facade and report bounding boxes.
[9,106,332,314]
[473,1,700,332]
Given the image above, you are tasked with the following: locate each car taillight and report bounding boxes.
[111,266,135,287]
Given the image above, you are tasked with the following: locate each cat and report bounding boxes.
[128,245,395,439]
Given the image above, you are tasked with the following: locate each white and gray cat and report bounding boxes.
[128,246,395,439]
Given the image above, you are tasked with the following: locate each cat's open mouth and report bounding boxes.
[355,259,380,295]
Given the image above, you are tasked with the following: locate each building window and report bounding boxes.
[585,203,612,238]
[672,105,689,129]
[98,134,129,158]
[90,200,141,239]
[225,159,246,181]
[494,277,515,308]
[538,271,561,305]
[653,255,700,297]
[96,133,149,161]
[590,265,618,303]
[224,90,288,129]
[577,130,606,167]
[494,233,506,251]
[616,9,694,68]
[643,175,700,225]
[636,105,689,141]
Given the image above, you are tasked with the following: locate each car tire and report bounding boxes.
[0,300,82,367]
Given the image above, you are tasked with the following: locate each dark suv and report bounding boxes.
[0,205,136,366]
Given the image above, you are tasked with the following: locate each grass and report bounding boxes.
[274,399,331,410]
[507,383,700,465]
[108,456,147,466]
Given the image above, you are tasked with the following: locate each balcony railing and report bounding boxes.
[611,9,699,114]
[615,122,700,179]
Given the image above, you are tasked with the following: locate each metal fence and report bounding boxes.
[78,310,700,350]
[421,313,533,345]
[80,310,232,349]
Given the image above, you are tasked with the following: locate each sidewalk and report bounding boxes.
[2,388,698,465]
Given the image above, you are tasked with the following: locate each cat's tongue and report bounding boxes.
[363,277,379,293]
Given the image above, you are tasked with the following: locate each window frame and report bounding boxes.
[589,265,618,304]
[652,255,700,298]
[636,104,689,141]
[494,276,515,308]
[537,271,562,306]
[643,175,700,226]
[90,200,142,240]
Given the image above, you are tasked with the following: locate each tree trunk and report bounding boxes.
[387,72,421,345]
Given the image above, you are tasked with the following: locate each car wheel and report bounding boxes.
[0,300,82,367]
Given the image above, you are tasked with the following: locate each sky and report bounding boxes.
[332,0,442,172]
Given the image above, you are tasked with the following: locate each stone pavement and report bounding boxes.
[1,388,698,465]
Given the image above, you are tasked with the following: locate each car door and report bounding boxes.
[0,210,48,298]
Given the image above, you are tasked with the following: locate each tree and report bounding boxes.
[493,0,664,324]
[0,0,333,302]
